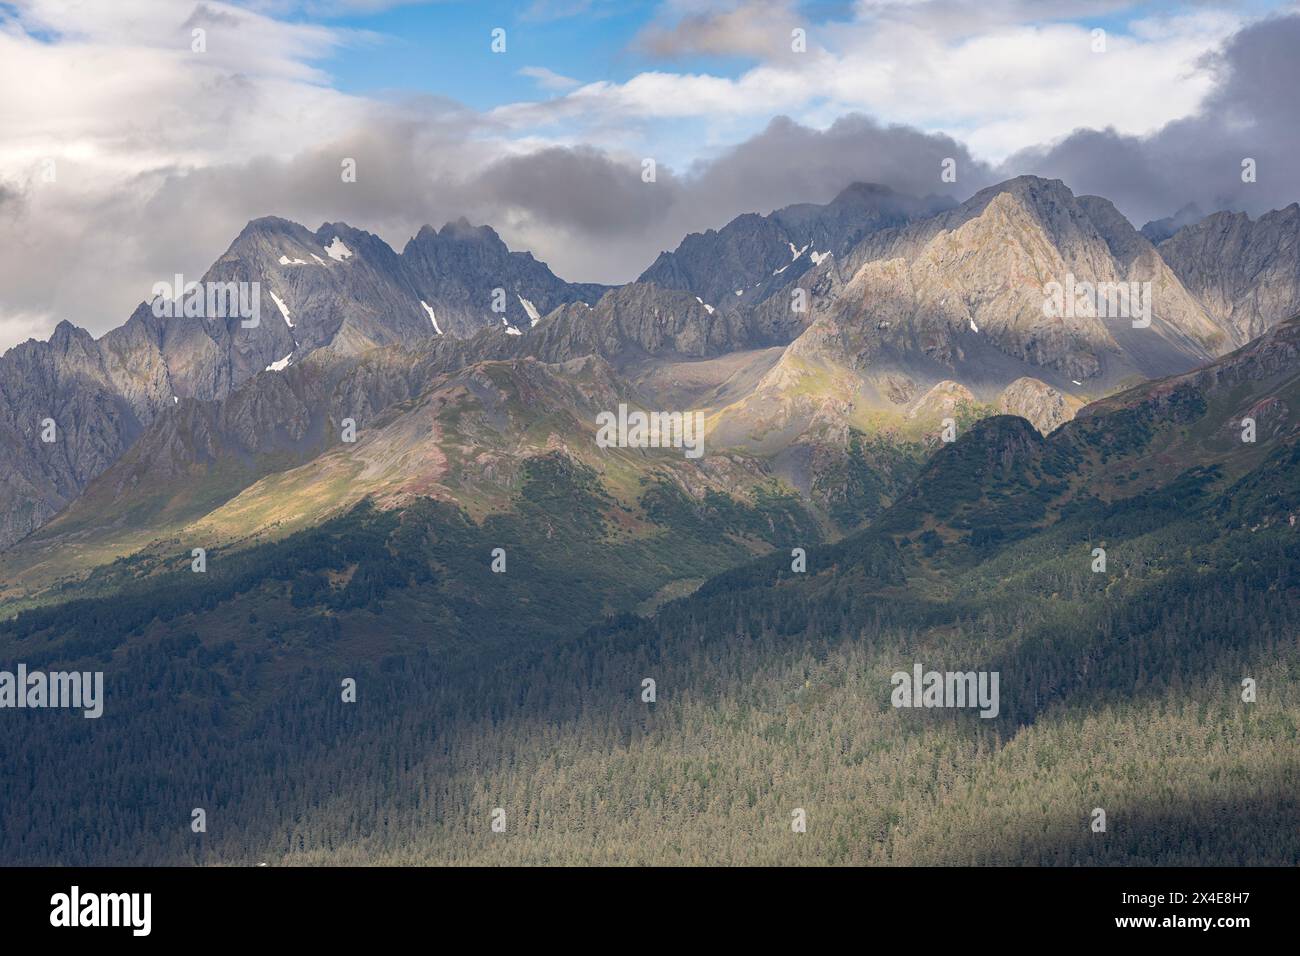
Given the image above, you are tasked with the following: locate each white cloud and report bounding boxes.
[518,66,582,92]
[0,308,57,349]
[493,5,1243,162]
[0,0,384,350]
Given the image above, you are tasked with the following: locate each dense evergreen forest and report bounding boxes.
[0,402,1297,865]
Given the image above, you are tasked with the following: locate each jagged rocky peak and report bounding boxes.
[221,216,326,267]
[406,217,551,266]
[524,281,752,366]
[435,216,504,243]
[953,174,1073,214]
[402,217,518,268]
[945,176,1175,268]
[313,221,386,259]
[237,214,314,239]
[46,318,96,352]
[1156,204,1300,344]
[827,172,1232,383]
[948,175,1116,250]
[638,181,954,311]
[400,217,609,339]
[1140,203,1207,244]
[230,215,370,257]
[824,181,952,216]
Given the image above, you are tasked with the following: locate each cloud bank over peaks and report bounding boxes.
[1,1,1297,352]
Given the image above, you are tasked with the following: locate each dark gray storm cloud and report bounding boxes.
[465,113,993,281]
[472,145,682,236]
[684,114,994,216]
[95,109,997,304]
[1003,12,1300,226]
[442,112,996,284]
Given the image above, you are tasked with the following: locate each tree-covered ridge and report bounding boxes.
[1,451,818,665]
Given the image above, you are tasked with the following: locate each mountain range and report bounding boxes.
[0,175,1297,864]
[4,175,1298,565]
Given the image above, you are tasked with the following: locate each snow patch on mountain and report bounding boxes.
[517,295,541,326]
[269,291,294,328]
[421,301,443,335]
[265,352,293,372]
[324,237,353,261]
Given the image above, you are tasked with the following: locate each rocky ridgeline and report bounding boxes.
[3,176,1299,550]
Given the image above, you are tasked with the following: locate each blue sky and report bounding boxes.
[234,0,1291,176]
[318,1,666,110]
[301,0,1282,118]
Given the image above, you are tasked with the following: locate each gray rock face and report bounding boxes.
[405,280,791,384]
[29,281,764,541]
[638,183,953,311]
[522,283,764,365]
[0,319,168,547]
[997,377,1079,435]
[401,219,608,337]
[203,216,606,364]
[793,176,1229,387]
[0,215,604,548]
[29,345,441,543]
[1156,205,1300,344]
